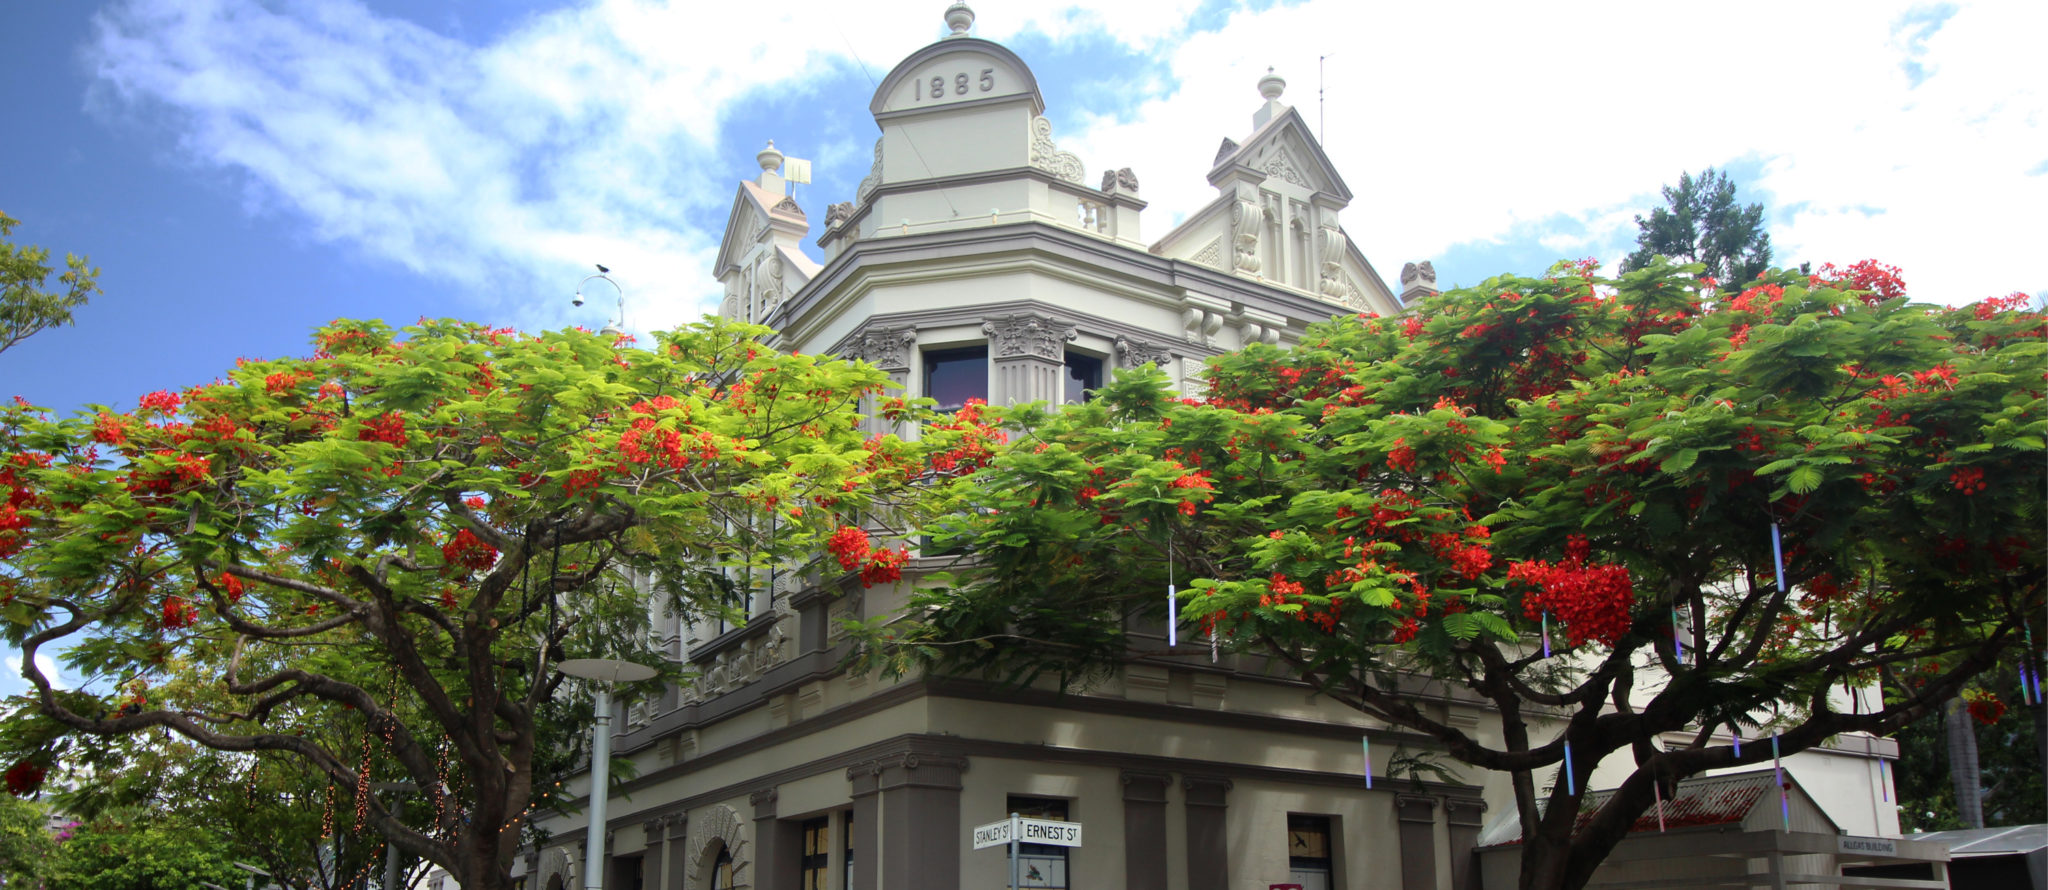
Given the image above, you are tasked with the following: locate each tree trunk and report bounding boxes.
[1944,697,1984,828]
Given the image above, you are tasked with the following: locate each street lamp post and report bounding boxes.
[573,268,627,338]
[557,658,658,890]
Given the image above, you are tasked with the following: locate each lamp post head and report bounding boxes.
[572,292,585,307]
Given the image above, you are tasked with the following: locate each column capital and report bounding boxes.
[750,787,780,819]
[1120,770,1173,803]
[984,313,1076,361]
[1395,794,1438,824]
[1182,775,1233,808]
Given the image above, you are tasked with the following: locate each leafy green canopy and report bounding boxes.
[0,211,100,356]
[0,316,956,890]
[872,259,2045,890]
[1621,169,1772,289]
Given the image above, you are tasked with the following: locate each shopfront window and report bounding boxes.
[1008,796,1072,889]
[1287,814,1334,890]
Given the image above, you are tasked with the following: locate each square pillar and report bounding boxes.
[1445,798,1486,890]
[1183,775,1232,890]
[846,764,882,890]
[1121,771,1172,890]
[752,788,800,890]
[1396,795,1438,890]
[666,815,689,890]
[876,754,968,890]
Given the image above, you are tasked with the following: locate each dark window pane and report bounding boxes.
[924,346,987,412]
[1064,351,1102,405]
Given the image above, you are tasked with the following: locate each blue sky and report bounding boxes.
[1,0,2043,691]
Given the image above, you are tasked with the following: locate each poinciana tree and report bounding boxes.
[0,316,965,890]
[858,258,2046,890]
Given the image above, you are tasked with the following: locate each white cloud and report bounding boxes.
[81,0,2043,325]
[1060,0,2044,301]
[3,650,71,692]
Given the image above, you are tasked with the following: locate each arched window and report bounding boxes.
[712,845,737,890]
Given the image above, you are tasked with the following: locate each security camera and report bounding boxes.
[573,293,585,307]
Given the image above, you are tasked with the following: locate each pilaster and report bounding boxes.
[1183,775,1232,890]
[983,313,1075,405]
[1121,770,1172,890]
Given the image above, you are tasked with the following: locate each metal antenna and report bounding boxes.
[1319,54,1328,145]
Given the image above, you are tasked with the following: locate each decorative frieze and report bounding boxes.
[1188,236,1223,270]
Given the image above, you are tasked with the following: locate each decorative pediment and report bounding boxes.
[713,180,808,278]
[1207,106,1352,203]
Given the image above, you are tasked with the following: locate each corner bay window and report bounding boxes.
[1063,350,1102,404]
[923,345,987,412]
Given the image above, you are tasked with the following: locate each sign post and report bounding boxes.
[972,814,1083,889]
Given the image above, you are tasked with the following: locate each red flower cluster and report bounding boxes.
[1386,439,1417,473]
[91,412,131,445]
[1949,467,1987,494]
[1509,536,1634,648]
[862,547,909,587]
[217,572,245,604]
[618,421,689,468]
[827,526,870,571]
[358,412,409,446]
[264,371,310,395]
[0,452,51,558]
[4,760,46,797]
[1964,691,2006,726]
[137,390,182,416]
[927,400,1007,475]
[441,529,498,572]
[1820,260,1906,305]
[162,594,198,630]
[826,525,909,587]
[127,449,212,496]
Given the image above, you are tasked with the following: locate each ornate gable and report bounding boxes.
[1208,106,1352,203]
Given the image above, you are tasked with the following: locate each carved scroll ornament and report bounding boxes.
[1029,117,1085,184]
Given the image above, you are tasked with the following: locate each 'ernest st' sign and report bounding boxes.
[972,817,1084,850]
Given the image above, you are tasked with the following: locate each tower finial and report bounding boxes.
[1258,67,1287,101]
[944,2,975,37]
[756,140,784,174]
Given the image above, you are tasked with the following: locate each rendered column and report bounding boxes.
[1182,776,1232,890]
[876,754,967,890]
[1445,798,1486,890]
[846,764,882,890]
[1121,771,1172,890]
[1396,794,1439,890]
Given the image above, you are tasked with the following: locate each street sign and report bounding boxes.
[972,816,1084,849]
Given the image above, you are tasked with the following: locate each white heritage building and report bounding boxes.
[514,6,1930,890]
